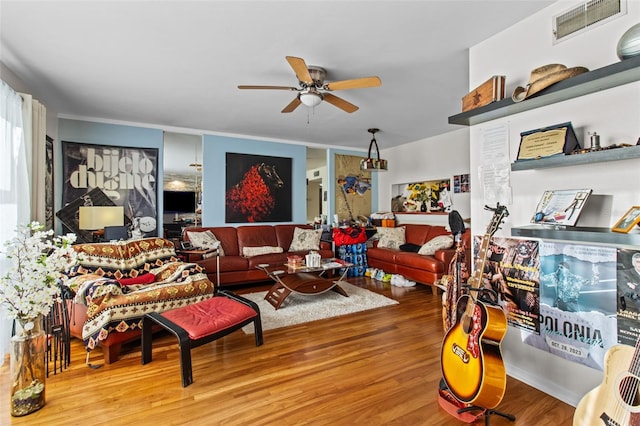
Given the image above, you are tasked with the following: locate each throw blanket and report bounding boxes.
[68,261,214,352]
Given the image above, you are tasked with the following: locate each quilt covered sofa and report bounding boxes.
[182,224,334,286]
[66,237,215,364]
[367,224,471,287]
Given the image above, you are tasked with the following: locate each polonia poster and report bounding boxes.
[523,241,617,371]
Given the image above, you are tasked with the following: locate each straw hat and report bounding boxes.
[512,64,589,102]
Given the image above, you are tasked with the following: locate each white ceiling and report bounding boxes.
[1,0,554,151]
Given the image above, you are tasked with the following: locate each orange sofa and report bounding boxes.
[182,224,334,286]
[367,224,471,287]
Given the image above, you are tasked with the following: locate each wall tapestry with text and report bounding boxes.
[225,152,292,223]
[60,142,158,240]
[524,241,617,371]
[335,154,371,223]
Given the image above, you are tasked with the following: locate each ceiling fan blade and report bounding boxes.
[238,85,298,91]
[286,56,313,85]
[281,97,302,113]
[323,93,359,113]
[324,76,382,91]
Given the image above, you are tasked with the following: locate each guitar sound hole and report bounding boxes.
[618,376,640,407]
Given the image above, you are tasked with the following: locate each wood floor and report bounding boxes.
[0,278,576,425]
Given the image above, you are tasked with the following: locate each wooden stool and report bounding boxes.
[141,290,263,387]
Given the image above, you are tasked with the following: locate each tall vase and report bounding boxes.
[10,315,46,417]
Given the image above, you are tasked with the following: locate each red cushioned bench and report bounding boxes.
[141,290,263,387]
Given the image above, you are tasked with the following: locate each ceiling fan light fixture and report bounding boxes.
[360,128,388,171]
[299,91,323,107]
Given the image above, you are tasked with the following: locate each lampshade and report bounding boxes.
[300,91,323,107]
[360,128,388,171]
[78,206,125,230]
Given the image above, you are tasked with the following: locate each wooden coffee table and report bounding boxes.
[257,259,352,309]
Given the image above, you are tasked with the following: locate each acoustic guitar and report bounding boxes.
[573,337,640,426]
[440,204,509,410]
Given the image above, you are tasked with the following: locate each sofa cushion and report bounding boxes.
[376,226,406,250]
[242,246,283,257]
[399,243,422,253]
[418,235,454,255]
[185,230,225,256]
[237,225,279,254]
[274,224,313,251]
[367,247,398,264]
[395,252,445,273]
[118,273,156,286]
[288,227,322,252]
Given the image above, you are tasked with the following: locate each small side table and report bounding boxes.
[177,248,220,287]
[177,249,216,262]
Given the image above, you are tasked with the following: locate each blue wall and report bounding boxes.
[201,134,307,226]
[56,119,377,232]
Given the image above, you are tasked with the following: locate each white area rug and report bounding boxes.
[241,282,398,334]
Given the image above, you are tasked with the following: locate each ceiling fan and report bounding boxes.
[238,56,381,113]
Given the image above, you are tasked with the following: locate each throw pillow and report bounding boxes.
[399,243,422,253]
[376,226,406,250]
[118,273,156,286]
[288,227,322,252]
[243,246,283,257]
[418,235,454,256]
[186,230,225,256]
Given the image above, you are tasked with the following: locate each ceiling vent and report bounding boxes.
[553,0,626,43]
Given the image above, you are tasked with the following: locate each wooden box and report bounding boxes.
[461,75,505,112]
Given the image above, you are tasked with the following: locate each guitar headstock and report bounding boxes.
[484,203,509,237]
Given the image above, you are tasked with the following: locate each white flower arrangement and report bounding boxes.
[0,222,78,321]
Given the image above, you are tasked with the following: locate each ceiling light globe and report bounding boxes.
[300,92,322,107]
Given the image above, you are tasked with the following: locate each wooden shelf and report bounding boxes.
[394,211,448,215]
[448,55,640,126]
[511,145,640,171]
[511,225,640,247]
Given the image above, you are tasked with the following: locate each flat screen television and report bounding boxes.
[163,191,196,213]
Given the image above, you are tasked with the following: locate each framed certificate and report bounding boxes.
[516,122,580,161]
[530,189,592,227]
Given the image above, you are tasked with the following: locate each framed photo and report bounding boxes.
[180,241,195,250]
[612,206,640,233]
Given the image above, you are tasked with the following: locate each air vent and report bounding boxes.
[553,0,625,43]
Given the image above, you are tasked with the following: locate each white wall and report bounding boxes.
[469,1,640,405]
[378,127,471,226]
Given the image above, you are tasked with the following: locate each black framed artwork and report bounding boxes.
[45,135,54,230]
[60,141,158,239]
[225,152,292,223]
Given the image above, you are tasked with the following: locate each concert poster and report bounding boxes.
[60,142,158,240]
[523,241,617,371]
[617,248,640,347]
[472,236,540,333]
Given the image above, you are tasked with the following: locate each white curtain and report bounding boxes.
[20,93,47,225]
[0,80,31,365]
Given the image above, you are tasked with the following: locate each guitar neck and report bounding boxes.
[464,205,509,316]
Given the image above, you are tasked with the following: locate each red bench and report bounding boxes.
[141,290,263,387]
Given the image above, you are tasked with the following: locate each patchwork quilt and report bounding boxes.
[66,238,215,351]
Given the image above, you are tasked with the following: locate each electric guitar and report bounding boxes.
[573,337,640,426]
[440,204,509,410]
